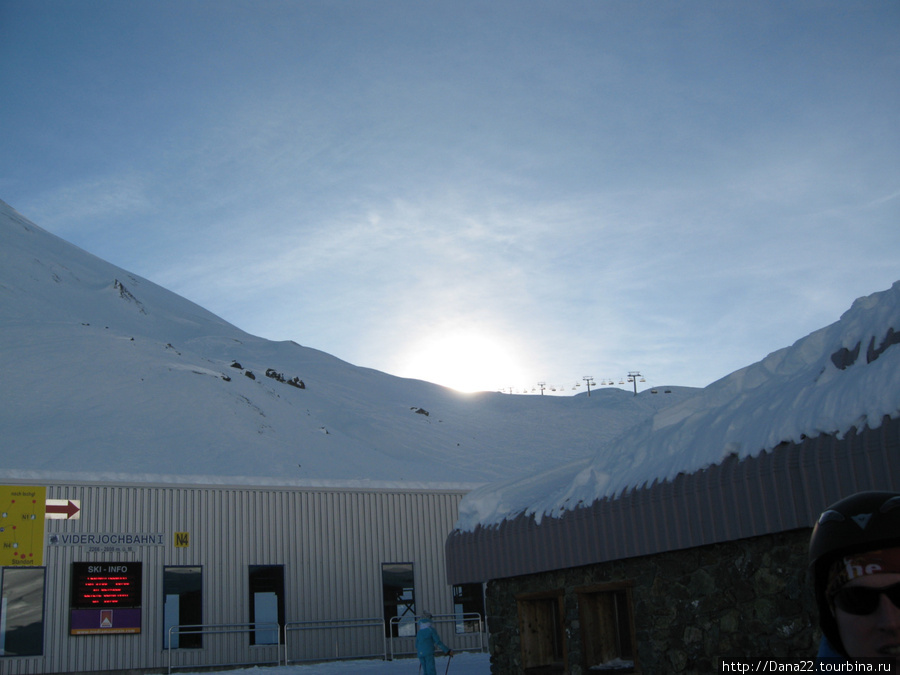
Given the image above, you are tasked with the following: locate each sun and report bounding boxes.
[401,331,524,393]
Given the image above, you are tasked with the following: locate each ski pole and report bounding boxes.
[445,652,452,675]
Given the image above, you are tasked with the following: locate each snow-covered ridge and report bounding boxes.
[0,199,697,488]
[4,198,896,532]
[456,280,900,530]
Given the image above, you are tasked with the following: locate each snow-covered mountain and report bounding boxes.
[0,199,696,488]
[7,198,895,534]
[457,277,900,530]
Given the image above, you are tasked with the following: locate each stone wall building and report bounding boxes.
[445,416,900,674]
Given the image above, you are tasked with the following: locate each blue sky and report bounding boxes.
[2,1,898,393]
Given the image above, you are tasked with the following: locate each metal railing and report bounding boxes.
[166,622,281,674]
[388,613,486,660]
[283,617,387,664]
[165,614,486,671]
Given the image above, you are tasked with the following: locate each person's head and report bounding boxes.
[809,491,900,660]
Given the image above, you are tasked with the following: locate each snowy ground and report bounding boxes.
[179,652,490,675]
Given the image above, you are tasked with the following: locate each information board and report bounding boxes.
[70,562,143,635]
[0,485,46,566]
[71,562,142,608]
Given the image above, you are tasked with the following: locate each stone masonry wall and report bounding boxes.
[485,528,819,674]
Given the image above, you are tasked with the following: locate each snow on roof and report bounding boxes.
[455,281,900,531]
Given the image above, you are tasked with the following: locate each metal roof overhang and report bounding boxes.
[445,414,900,585]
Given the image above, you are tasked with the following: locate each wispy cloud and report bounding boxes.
[865,189,900,209]
[24,175,152,236]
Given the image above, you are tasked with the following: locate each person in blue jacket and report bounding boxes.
[416,613,452,675]
[808,491,900,667]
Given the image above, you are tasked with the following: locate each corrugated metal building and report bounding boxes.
[0,480,485,674]
[445,416,900,674]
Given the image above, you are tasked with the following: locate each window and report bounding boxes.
[577,585,635,673]
[1,567,45,656]
[453,583,485,634]
[517,591,565,674]
[249,566,284,645]
[382,563,415,637]
[163,567,202,648]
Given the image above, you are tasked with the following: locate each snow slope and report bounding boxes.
[457,278,900,529]
[6,198,895,534]
[0,199,696,488]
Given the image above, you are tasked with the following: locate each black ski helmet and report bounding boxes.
[808,491,900,654]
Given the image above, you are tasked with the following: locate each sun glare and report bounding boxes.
[402,331,523,393]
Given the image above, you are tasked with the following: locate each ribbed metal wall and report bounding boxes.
[446,415,900,585]
[0,482,478,675]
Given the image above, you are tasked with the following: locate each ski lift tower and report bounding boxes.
[583,376,595,396]
[627,371,644,396]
